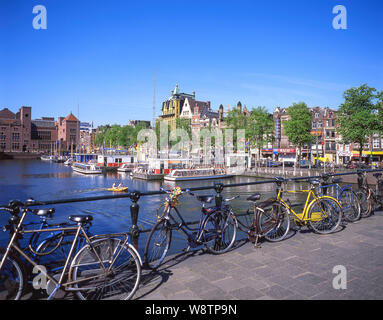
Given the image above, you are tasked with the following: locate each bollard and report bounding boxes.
[214,182,224,208]
[129,191,141,248]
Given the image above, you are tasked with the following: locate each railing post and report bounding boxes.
[214,182,224,208]
[129,191,141,248]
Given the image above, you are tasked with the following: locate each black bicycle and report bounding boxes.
[355,170,383,218]
[143,186,238,269]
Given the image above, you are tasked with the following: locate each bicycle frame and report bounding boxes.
[276,187,340,223]
[0,208,106,300]
[318,183,354,210]
[164,204,216,245]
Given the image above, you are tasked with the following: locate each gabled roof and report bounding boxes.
[65,113,79,122]
[0,108,16,119]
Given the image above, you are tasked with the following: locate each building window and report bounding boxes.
[373,138,380,149]
[12,143,20,150]
[12,133,20,141]
[315,113,319,118]
[0,143,6,149]
[14,127,19,131]
[0,133,5,141]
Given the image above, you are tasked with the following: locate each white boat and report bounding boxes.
[40,155,53,161]
[71,162,103,174]
[117,163,133,173]
[64,158,73,166]
[164,168,233,181]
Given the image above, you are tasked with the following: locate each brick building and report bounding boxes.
[0,106,80,153]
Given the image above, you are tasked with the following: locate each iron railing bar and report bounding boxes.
[2,169,383,208]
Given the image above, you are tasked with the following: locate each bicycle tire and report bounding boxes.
[70,237,141,300]
[308,197,342,234]
[34,231,87,273]
[0,247,26,300]
[143,219,172,269]
[262,201,291,242]
[339,189,361,223]
[203,209,237,255]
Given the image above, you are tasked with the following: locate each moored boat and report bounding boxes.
[71,162,103,174]
[164,168,233,181]
[117,163,133,173]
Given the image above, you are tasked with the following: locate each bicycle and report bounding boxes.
[319,174,361,223]
[143,186,238,269]
[0,200,89,276]
[247,177,343,247]
[0,201,141,300]
[356,170,383,218]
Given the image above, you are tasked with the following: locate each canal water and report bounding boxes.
[0,159,311,257]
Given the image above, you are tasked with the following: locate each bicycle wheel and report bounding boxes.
[355,190,371,218]
[34,232,87,274]
[262,201,291,242]
[203,209,237,254]
[0,247,25,300]
[308,197,342,234]
[143,219,172,270]
[340,189,361,223]
[70,238,141,300]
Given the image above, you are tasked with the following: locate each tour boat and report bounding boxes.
[117,163,133,173]
[40,155,53,161]
[164,168,233,181]
[71,162,103,174]
[130,167,164,180]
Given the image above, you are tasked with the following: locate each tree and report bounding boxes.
[336,84,381,162]
[248,106,274,161]
[224,108,247,151]
[284,102,315,167]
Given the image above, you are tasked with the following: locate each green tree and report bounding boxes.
[224,108,247,151]
[337,84,381,162]
[284,102,315,167]
[248,106,274,160]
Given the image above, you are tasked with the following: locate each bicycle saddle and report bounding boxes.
[373,173,382,178]
[307,179,320,185]
[274,177,285,183]
[196,195,214,203]
[247,193,261,202]
[30,208,55,217]
[69,215,93,223]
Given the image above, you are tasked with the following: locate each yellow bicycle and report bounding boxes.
[252,177,342,245]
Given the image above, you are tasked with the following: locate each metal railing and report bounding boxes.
[2,168,383,246]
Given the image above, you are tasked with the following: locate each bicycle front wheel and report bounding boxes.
[0,247,25,300]
[308,197,342,234]
[70,238,141,300]
[262,201,291,242]
[203,210,237,254]
[143,219,172,269]
[340,189,361,223]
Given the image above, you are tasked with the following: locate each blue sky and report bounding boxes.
[0,0,382,126]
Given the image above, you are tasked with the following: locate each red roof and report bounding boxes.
[65,113,79,122]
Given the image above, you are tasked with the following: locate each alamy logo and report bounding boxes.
[332,5,347,30]
[32,5,47,30]
[32,265,47,290]
[332,265,347,290]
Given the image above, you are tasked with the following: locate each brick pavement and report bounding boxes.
[134,211,383,300]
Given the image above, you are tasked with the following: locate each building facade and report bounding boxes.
[0,106,81,154]
[159,84,219,132]
[0,107,32,152]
